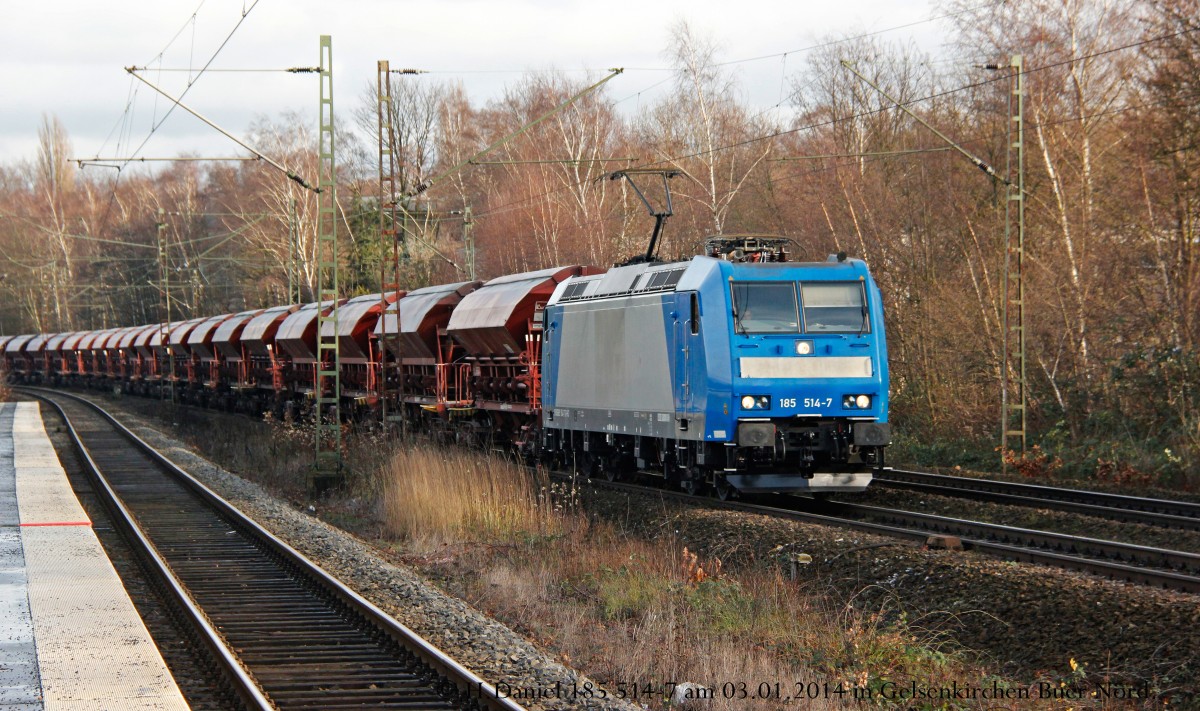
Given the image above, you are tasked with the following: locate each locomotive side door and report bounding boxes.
[673,291,699,431]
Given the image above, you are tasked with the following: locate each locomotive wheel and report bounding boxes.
[713,477,736,501]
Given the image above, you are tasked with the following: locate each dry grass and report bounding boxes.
[423,516,1045,710]
[137,409,1048,710]
[0,378,11,402]
[375,454,1041,710]
[382,445,563,548]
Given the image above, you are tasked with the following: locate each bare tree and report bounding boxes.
[639,21,775,247]
[945,0,1143,423]
[1138,0,1200,352]
[34,115,78,329]
[473,72,629,272]
[211,112,321,303]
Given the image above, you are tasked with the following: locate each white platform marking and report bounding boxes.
[13,401,188,710]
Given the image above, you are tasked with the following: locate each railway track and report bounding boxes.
[584,477,1200,594]
[874,468,1200,530]
[23,388,524,711]
[805,497,1200,588]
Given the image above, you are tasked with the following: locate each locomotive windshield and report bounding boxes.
[731,281,868,334]
[801,282,869,333]
[731,282,799,333]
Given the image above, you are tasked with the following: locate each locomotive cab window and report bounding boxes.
[731,282,799,333]
[800,282,869,333]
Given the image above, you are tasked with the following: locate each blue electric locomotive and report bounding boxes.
[540,239,890,496]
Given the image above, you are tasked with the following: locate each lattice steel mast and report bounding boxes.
[1001,55,1027,468]
[377,60,404,429]
[313,35,341,490]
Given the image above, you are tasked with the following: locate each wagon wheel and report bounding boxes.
[599,455,620,482]
[713,476,736,501]
[680,467,706,496]
[575,452,596,481]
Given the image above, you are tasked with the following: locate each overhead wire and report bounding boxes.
[121,0,262,164]
[472,4,999,221]
[470,24,1199,223]
[31,2,1196,314]
[549,89,1200,239]
[62,29,1192,302]
[93,1,262,241]
[611,0,995,109]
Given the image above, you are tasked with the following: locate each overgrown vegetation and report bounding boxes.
[102,396,1168,707]
[381,444,560,546]
[4,0,1199,487]
[375,444,1044,710]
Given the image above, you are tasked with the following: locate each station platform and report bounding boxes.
[0,401,188,710]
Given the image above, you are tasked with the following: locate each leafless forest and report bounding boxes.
[2,0,1196,483]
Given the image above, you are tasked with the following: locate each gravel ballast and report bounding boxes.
[58,393,1200,706]
[87,403,637,711]
[591,490,1200,700]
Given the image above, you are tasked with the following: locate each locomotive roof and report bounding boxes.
[549,255,873,306]
[549,258,692,305]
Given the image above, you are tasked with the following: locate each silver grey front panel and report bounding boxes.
[556,297,674,412]
[551,296,702,440]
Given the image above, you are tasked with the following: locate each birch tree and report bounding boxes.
[639,21,775,248]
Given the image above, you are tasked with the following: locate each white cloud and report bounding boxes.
[1,0,945,162]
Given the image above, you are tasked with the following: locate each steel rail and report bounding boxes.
[813,498,1200,576]
[876,468,1200,530]
[22,387,525,711]
[33,391,273,711]
[583,477,1200,594]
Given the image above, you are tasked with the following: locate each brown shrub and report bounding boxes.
[381,445,560,547]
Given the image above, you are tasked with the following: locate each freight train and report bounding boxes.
[2,237,891,495]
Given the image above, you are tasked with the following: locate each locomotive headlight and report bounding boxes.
[740,395,771,410]
[843,394,872,409]
[795,339,814,355]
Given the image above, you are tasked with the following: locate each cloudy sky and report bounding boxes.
[1,0,957,166]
